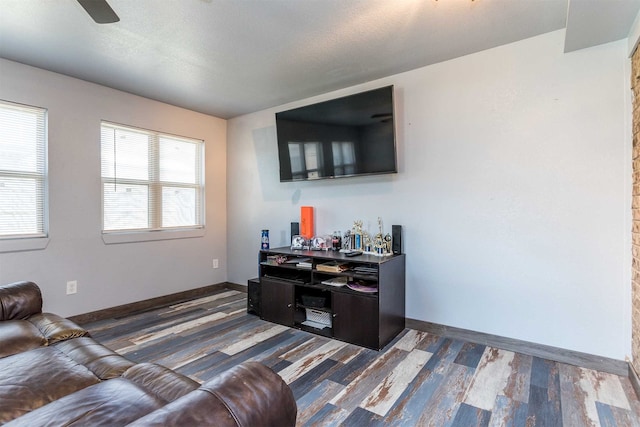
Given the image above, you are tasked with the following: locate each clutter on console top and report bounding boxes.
[291,216,395,257]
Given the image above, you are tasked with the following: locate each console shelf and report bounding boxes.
[257,247,405,350]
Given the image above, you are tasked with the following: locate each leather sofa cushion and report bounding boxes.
[0,281,42,321]
[122,363,199,402]
[0,346,100,423]
[0,320,47,358]
[3,378,165,427]
[28,312,89,344]
[55,336,135,380]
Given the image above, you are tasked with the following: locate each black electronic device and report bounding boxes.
[275,86,397,182]
[344,250,363,257]
[392,225,402,254]
[291,222,300,238]
[247,278,261,316]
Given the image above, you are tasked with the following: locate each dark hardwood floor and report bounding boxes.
[83,288,640,426]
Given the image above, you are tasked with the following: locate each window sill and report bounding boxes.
[102,228,205,245]
[0,237,50,253]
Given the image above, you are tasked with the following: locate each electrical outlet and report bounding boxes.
[66,280,77,295]
[212,259,219,269]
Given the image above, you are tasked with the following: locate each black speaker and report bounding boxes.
[291,222,300,238]
[392,225,402,254]
[247,278,261,316]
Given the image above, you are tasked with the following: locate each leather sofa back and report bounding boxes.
[0,281,42,320]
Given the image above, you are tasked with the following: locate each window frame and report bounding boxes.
[0,99,49,253]
[100,121,205,244]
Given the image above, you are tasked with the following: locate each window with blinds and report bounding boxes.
[100,122,204,233]
[0,100,47,239]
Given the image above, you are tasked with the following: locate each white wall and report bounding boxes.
[227,30,631,360]
[628,8,640,56]
[0,58,227,317]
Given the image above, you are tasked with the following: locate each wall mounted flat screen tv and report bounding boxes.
[276,85,397,182]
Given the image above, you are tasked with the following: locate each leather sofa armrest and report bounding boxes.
[27,313,89,344]
[127,362,297,427]
[0,281,42,321]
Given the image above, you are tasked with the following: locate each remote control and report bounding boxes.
[345,251,362,257]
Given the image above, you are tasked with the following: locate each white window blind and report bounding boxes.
[0,100,47,239]
[100,122,204,233]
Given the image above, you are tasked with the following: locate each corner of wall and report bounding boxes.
[628,9,640,57]
[630,44,640,374]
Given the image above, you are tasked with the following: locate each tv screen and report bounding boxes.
[275,85,397,182]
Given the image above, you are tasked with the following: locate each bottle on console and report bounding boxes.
[332,231,341,251]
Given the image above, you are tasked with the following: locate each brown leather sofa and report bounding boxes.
[0,281,297,426]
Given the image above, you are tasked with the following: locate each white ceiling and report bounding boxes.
[0,0,638,119]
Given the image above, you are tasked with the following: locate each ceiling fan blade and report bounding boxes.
[77,0,120,24]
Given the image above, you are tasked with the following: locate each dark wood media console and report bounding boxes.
[256,247,405,350]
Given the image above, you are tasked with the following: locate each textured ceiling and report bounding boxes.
[0,0,637,119]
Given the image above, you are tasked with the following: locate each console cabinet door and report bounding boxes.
[261,278,295,327]
[333,292,379,349]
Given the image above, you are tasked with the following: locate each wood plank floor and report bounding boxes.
[82,289,640,426]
